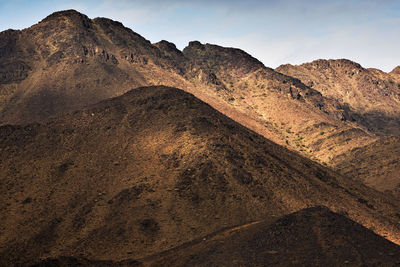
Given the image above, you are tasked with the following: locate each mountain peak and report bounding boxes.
[154,40,179,52]
[187,40,204,49]
[305,58,364,70]
[153,40,184,60]
[391,66,400,75]
[40,9,92,28]
[42,9,88,22]
[276,59,364,73]
[92,17,125,28]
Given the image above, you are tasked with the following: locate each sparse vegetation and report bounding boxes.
[2,9,400,266]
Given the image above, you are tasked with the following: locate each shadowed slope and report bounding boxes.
[30,207,400,266]
[1,86,400,265]
[145,206,400,266]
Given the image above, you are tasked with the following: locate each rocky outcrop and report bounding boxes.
[276,59,400,135]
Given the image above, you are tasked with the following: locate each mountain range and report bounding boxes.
[1,10,400,266]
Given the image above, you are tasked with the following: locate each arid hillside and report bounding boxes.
[1,8,400,267]
[332,136,400,195]
[276,59,400,136]
[1,9,389,165]
[144,207,400,266]
[0,10,191,124]
[390,65,400,82]
[276,60,400,193]
[31,207,400,266]
[1,86,400,265]
[181,43,380,164]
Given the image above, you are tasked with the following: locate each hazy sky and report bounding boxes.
[1,0,399,71]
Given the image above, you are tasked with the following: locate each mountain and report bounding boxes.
[1,86,400,265]
[145,207,400,266]
[276,59,400,193]
[276,59,400,136]
[332,136,400,196]
[182,45,381,164]
[391,66,400,77]
[0,9,384,165]
[31,207,400,266]
[0,10,190,124]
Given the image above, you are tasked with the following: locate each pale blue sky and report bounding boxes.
[0,0,399,71]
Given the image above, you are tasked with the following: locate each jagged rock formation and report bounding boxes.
[1,86,400,265]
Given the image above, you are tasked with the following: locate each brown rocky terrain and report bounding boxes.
[390,66,400,81]
[144,207,400,266]
[2,10,400,266]
[1,86,400,265]
[276,59,400,136]
[0,9,383,165]
[0,10,190,124]
[276,60,400,193]
[31,207,400,266]
[180,43,377,164]
[332,136,400,196]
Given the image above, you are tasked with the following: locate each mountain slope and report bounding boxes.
[1,86,400,265]
[31,207,400,266]
[181,43,379,164]
[0,10,380,165]
[332,136,400,195]
[144,206,400,266]
[276,60,400,193]
[276,59,400,136]
[0,10,190,124]
[390,66,400,82]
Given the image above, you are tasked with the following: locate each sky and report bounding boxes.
[0,0,399,72]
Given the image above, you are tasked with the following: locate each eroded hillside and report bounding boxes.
[1,86,400,265]
[1,10,390,165]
